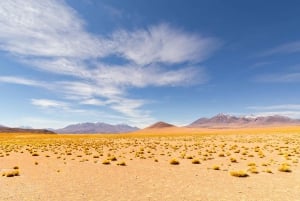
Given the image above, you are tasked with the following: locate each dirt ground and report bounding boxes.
[0,129,300,201]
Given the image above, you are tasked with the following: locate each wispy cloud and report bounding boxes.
[102,4,124,19]
[251,111,300,119]
[31,99,69,110]
[248,104,300,111]
[247,104,300,119]
[80,99,108,106]
[112,24,220,65]
[260,41,300,57]
[255,72,300,82]
[0,76,45,87]
[0,0,110,58]
[0,0,220,126]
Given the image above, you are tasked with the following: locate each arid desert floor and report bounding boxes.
[1,127,300,201]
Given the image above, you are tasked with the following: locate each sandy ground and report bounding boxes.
[0,130,300,201]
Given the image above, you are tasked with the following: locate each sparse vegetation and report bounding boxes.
[3,170,20,177]
[212,165,220,170]
[102,160,110,165]
[278,163,292,172]
[230,170,249,177]
[192,159,200,164]
[170,158,180,165]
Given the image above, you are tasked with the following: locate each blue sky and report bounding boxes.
[1,0,300,128]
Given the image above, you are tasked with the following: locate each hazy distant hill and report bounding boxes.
[0,125,55,134]
[188,114,300,128]
[146,121,176,129]
[56,122,139,134]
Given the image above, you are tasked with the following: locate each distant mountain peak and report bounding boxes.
[56,122,139,134]
[146,121,176,129]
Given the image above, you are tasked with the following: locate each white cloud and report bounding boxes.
[112,24,219,65]
[247,104,300,119]
[31,99,69,109]
[261,41,300,56]
[24,58,91,78]
[0,76,45,87]
[252,111,300,119]
[255,72,300,82]
[0,0,110,58]
[248,104,300,111]
[93,64,207,87]
[80,99,107,106]
[0,0,219,126]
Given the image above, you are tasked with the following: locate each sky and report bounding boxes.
[1,0,300,129]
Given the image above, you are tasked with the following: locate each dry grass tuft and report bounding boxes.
[278,163,292,172]
[192,159,200,164]
[4,170,20,177]
[117,161,126,166]
[169,158,180,165]
[230,170,249,177]
[102,160,111,165]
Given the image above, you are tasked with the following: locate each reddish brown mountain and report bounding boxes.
[146,121,176,129]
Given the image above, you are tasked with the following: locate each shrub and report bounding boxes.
[212,165,220,170]
[218,153,225,157]
[5,170,20,177]
[230,170,249,177]
[170,158,180,165]
[230,158,237,163]
[248,167,259,174]
[117,161,126,166]
[192,159,200,164]
[278,163,292,172]
[102,160,110,165]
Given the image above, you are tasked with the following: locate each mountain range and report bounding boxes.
[1,114,300,134]
[55,122,139,134]
[187,113,300,128]
[0,125,55,134]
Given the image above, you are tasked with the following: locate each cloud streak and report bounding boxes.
[261,41,300,56]
[247,104,300,119]
[31,99,69,110]
[255,72,300,83]
[0,76,45,87]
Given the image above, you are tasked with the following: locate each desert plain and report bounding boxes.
[1,126,300,201]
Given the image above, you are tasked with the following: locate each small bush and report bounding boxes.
[117,161,126,166]
[102,160,110,165]
[248,167,259,174]
[170,158,180,165]
[230,158,237,163]
[278,163,292,172]
[230,170,249,177]
[192,159,200,164]
[218,153,225,157]
[212,165,220,170]
[265,169,273,174]
[5,170,20,177]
